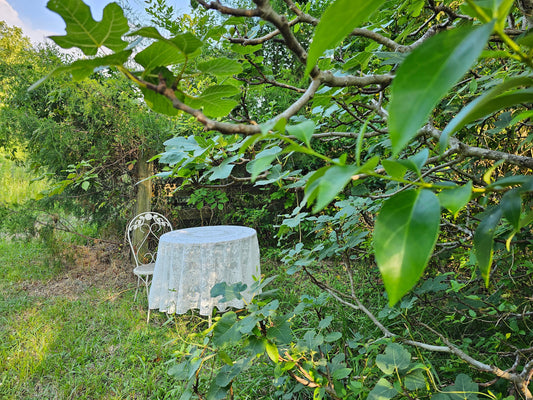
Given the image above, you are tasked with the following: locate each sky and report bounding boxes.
[1,0,191,44]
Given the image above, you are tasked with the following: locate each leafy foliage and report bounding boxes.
[25,0,533,398]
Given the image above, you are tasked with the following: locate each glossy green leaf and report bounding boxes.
[305,0,386,75]
[375,343,411,375]
[186,85,240,118]
[206,381,229,400]
[198,58,243,76]
[501,189,521,230]
[381,161,404,180]
[440,77,533,150]
[473,207,503,286]
[375,189,440,305]
[265,340,279,363]
[312,164,360,213]
[389,22,494,155]
[286,120,315,147]
[47,0,129,55]
[397,148,429,177]
[438,181,473,218]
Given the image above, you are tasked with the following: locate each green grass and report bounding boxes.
[0,239,202,400]
[0,152,49,205]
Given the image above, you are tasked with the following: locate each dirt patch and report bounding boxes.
[22,242,135,299]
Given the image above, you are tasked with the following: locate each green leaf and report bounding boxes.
[438,181,473,218]
[305,0,387,76]
[286,120,315,147]
[332,368,352,380]
[368,378,398,400]
[375,343,411,375]
[47,0,129,55]
[443,373,479,400]
[440,77,533,150]
[388,22,495,155]
[141,87,179,116]
[487,175,533,190]
[212,312,241,346]
[210,282,247,302]
[375,189,440,305]
[231,43,262,54]
[206,381,229,400]
[517,30,533,48]
[215,358,248,387]
[397,148,429,177]
[267,320,293,344]
[265,340,279,363]
[28,50,132,90]
[246,146,282,181]
[135,42,188,74]
[312,164,360,213]
[187,85,240,117]
[501,189,521,230]
[130,28,203,53]
[208,156,238,181]
[198,58,243,76]
[405,369,427,390]
[473,207,503,286]
[382,161,407,180]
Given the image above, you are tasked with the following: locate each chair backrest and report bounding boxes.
[126,212,173,268]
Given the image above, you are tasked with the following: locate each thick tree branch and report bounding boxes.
[196,0,260,17]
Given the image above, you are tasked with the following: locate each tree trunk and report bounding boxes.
[132,152,153,263]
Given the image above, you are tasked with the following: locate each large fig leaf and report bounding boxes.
[186,85,240,118]
[47,0,129,55]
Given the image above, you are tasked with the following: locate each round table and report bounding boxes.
[148,225,261,316]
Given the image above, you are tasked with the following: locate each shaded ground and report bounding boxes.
[20,242,133,300]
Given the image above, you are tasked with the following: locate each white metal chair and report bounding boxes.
[126,211,173,322]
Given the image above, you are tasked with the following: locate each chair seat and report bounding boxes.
[133,263,155,276]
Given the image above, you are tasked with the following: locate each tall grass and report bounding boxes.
[0,151,49,205]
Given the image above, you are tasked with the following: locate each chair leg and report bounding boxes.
[144,277,151,323]
[134,276,140,301]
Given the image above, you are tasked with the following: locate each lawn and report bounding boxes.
[0,239,205,399]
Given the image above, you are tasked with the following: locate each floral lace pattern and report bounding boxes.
[148,226,261,316]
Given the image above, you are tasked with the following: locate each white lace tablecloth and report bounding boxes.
[148,225,260,316]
